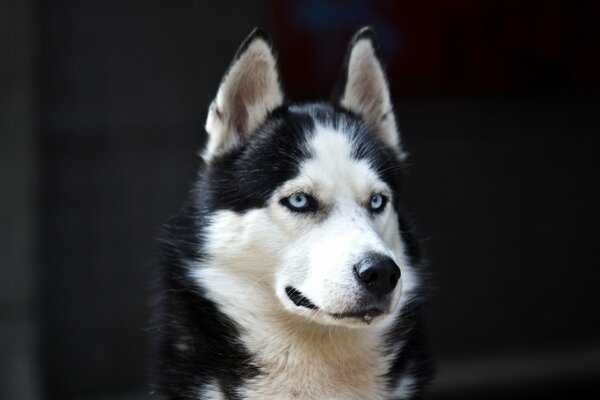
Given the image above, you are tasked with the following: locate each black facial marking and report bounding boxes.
[349,126,404,197]
[204,108,315,212]
[285,286,318,310]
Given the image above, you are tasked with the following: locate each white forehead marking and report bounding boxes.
[296,124,386,199]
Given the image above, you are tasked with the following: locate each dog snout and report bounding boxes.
[353,255,401,296]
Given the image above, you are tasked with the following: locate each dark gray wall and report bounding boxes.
[401,98,600,398]
[0,1,39,399]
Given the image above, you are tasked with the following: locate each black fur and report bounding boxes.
[384,215,435,399]
[205,108,314,212]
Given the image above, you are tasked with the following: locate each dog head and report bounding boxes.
[194,28,417,328]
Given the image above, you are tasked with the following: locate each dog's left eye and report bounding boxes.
[282,193,316,212]
[369,194,387,212]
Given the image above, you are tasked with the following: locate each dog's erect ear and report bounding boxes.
[332,27,402,155]
[204,28,284,162]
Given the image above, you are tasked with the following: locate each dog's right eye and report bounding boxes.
[281,193,316,213]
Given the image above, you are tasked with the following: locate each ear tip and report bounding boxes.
[352,26,377,47]
[355,26,375,39]
[236,27,274,56]
[247,27,272,44]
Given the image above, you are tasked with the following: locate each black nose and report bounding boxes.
[353,256,401,296]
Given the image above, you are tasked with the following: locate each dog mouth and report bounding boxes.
[328,308,384,323]
[285,286,384,324]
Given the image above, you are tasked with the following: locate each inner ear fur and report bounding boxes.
[203,28,284,162]
[332,27,403,156]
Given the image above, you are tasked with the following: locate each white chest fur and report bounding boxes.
[237,321,392,400]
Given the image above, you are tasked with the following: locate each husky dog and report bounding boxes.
[156,27,432,400]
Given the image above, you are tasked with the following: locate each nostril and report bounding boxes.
[364,271,378,284]
[389,269,400,288]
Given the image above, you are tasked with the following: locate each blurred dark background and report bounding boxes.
[1,0,599,399]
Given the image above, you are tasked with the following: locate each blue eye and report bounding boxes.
[282,193,315,212]
[289,193,308,208]
[370,194,387,212]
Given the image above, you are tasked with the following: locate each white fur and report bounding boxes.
[393,374,417,399]
[190,121,418,399]
[199,380,226,400]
